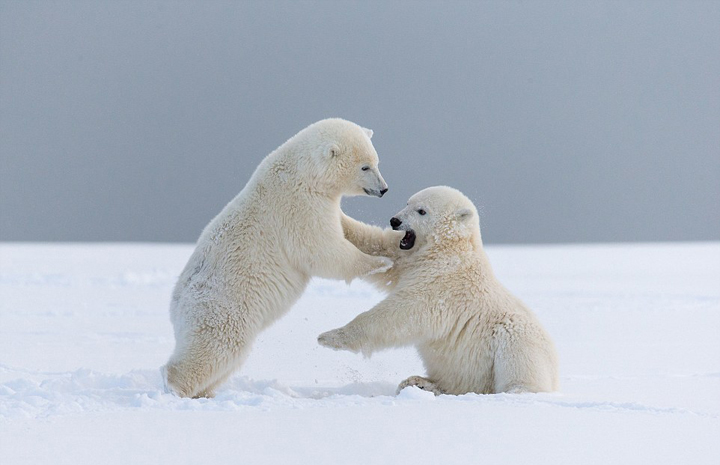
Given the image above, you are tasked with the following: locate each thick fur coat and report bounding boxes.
[319,186,559,395]
[164,119,394,398]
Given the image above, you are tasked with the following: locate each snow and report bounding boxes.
[1,242,719,464]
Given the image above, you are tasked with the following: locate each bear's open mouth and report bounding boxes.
[399,229,416,250]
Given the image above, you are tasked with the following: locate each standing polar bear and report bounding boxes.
[164,118,397,398]
[320,186,559,395]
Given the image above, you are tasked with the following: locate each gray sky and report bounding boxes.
[1,0,718,244]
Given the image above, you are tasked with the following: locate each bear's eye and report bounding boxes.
[417,209,426,216]
[361,166,370,171]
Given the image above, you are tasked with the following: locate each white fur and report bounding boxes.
[164,118,393,398]
[320,186,560,395]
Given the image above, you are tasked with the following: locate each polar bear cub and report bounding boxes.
[319,186,559,395]
[164,118,396,398]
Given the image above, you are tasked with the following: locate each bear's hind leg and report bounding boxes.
[396,375,444,395]
[492,323,555,394]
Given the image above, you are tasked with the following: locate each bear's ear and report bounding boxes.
[363,127,373,139]
[456,208,473,221]
[326,143,341,158]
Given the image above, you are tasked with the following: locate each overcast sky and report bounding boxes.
[1,1,718,244]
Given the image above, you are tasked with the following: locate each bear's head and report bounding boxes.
[301,119,388,198]
[389,186,480,252]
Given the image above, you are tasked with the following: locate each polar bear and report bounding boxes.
[319,186,559,395]
[163,118,398,398]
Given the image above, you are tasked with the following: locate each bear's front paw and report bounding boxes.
[367,256,393,276]
[318,327,356,352]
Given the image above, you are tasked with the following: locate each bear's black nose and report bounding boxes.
[390,217,402,229]
[379,188,388,197]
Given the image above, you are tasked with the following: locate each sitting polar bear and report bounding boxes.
[319,186,559,395]
[164,118,398,398]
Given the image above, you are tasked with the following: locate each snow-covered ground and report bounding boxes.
[1,242,719,464]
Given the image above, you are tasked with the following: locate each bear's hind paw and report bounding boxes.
[396,376,443,396]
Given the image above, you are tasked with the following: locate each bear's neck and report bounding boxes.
[260,149,341,201]
[427,228,483,255]
[422,235,496,281]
